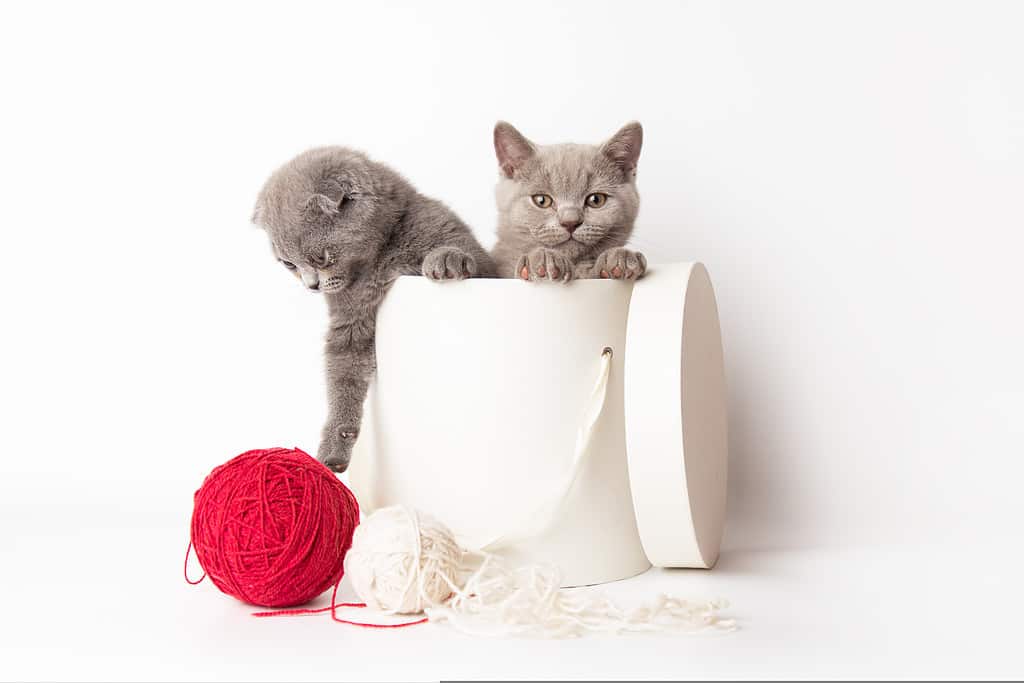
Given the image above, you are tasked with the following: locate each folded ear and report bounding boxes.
[494,121,536,178]
[304,193,340,217]
[600,121,643,176]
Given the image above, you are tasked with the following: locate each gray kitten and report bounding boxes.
[491,122,646,282]
[253,146,495,472]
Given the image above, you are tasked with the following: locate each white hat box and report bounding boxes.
[348,262,728,586]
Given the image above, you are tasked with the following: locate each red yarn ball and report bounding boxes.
[190,447,359,608]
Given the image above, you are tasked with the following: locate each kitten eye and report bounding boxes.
[531,194,553,209]
[280,260,297,270]
[586,193,608,208]
[309,251,331,269]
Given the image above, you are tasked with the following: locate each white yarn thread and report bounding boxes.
[430,553,736,638]
[344,506,462,614]
[348,505,735,638]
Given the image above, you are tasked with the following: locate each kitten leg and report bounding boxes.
[319,317,376,473]
[592,247,647,280]
[423,246,477,281]
[516,247,574,283]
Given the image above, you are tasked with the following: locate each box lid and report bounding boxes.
[624,262,729,568]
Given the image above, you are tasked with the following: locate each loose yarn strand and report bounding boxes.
[425,550,736,638]
[183,540,206,585]
[251,580,427,629]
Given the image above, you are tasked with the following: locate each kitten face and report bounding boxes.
[494,122,642,260]
[252,147,400,294]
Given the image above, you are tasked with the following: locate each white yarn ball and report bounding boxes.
[344,505,462,614]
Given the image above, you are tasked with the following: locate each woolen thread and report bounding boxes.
[344,506,462,614]
[190,447,359,608]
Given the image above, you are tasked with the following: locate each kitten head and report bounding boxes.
[493,122,642,257]
[252,147,407,293]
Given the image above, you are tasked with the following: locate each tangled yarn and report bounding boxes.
[188,447,359,608]
[428,557,735,638]
[348,506,736,638]
[344,505,462,614]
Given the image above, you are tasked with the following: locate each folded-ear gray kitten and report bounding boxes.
[253,147,495,472]
[491,122,646,282]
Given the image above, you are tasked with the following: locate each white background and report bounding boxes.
[2,1,1023,680]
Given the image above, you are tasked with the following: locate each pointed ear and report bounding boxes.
[600,121,643,176]
[304,193,339,217]
[494,121,536,178]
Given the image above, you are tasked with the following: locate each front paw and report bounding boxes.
[516,248,574,283]
[318,422,359,473]
[594,247,647,280]
[423,247,477,281]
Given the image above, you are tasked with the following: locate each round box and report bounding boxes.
[348,262,728,586]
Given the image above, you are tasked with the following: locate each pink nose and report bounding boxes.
[560,216,583,232]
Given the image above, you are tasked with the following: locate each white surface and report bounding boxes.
[2,488,1021,680]
[350,276,649,587]
[625,262,729,568]
[2,0,1024,679]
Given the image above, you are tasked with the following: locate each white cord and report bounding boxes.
[472,347,615,552]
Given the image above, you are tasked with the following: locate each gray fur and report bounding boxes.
[253,146,495,472]
[491,122,647,282]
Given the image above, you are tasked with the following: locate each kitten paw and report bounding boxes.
[423,247,477,281]
[318,423,359,473]
[517,248,574,283]
[594,247,647,280]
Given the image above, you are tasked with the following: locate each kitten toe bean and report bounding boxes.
[594,247,647,281]
[521,247,573,283]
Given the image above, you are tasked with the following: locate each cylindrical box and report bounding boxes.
[348,262,728,586]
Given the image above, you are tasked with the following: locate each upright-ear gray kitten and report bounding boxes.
[253,146,496,472]
[491,122,646,282]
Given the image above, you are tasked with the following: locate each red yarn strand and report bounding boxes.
[183,541,206,585]
[252,604,427,629]
[249,573,430,626]
[328,574,428,629]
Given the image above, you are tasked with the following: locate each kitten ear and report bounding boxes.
[494,121,536,178]
[304,193,339,216]
[600,121,643,176]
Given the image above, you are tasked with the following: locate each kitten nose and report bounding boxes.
[300,269,320,290]
[559,211,583,232]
